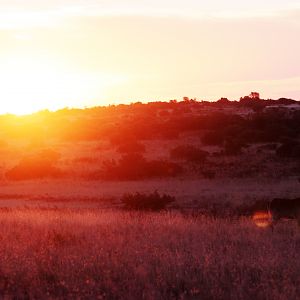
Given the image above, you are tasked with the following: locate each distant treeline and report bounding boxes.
[1,96,299,144]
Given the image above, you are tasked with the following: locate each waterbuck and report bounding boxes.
[268,198,300,227]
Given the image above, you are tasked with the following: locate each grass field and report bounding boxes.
[0,208,299,299]
[0,177,299,208]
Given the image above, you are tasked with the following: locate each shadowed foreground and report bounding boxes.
[0,209,299,299]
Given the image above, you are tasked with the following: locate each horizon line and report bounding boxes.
[3,95,299,117]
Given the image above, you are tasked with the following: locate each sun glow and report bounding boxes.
[0,55,125,115]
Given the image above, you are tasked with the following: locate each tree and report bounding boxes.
[249,92,260,99]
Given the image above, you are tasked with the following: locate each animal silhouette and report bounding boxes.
[268,198,300,228]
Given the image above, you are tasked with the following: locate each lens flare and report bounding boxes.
[252,211,272,228]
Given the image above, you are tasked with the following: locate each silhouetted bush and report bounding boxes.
[145,160,182,177]
[170,145,208,163]
[102,154,182,180]
[6,149,62,180]
[217,98,231,105]
[121,191,175,211]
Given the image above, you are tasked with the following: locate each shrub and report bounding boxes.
[102,154,182,180]
[6,160,61,180]
[144,160,182,178]
[121,191,175,211]
[6,149,62,180]
[170,145,208,163]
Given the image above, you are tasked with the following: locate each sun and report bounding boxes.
[0,55,123,115]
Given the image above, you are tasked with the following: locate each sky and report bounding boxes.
[0,0,299,113]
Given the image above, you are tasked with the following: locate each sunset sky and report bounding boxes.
[0,0,299,114]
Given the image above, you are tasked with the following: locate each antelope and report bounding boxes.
[268,198,300,228]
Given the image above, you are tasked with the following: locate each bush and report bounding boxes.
[6,160,61,180]
[6,149,62,180]
[102,154,182,180]
[145,160,182,177]
[121,191,175,211]
[170,145,208,163]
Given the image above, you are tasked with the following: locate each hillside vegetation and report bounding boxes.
[0,96,299,182]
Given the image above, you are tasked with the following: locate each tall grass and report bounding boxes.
[0,209,298,299]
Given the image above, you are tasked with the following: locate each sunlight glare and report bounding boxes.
[0,56,125,115]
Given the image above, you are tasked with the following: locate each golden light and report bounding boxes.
[0,55,126,115]
[252,211,272,228]
[0,11,58,30]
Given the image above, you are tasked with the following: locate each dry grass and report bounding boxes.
[0,177,299,209]
[0,208,298,299]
